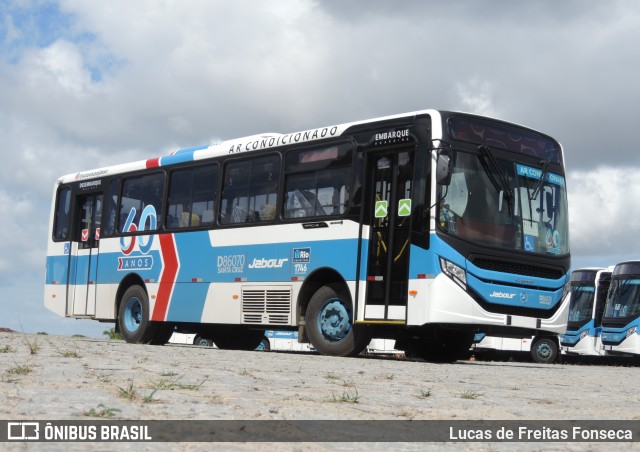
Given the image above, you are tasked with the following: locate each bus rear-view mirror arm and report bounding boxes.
[436,153,452,186]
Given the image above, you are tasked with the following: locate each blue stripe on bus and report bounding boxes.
[171,145,208,155]
[49,235,363,287]
[97,249,163,283]
[159,152,196,167]
[74,255,91,285]
[166,283,210,322]
[157,145,208,167]
[46,255,70,284]
[467,273,562,310]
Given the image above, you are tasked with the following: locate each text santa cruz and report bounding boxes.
[229,126,340,153]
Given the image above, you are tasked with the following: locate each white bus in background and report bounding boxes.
[560,267,613,357]
[601,261,640,357]
[471,333,559,364]
[169,330,307,351]
[170,330,398,355]
[263,330,315,352]
[364,338,403,356]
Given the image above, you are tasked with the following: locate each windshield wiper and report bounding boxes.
[478,145,514,200]
[530,159,551,200]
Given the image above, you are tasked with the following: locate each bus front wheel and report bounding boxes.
[530,337,559,364]
[117,285,157,344]
[305,283,370,357]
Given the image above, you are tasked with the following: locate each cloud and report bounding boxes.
[0,190,47,280]
[22,39,95,98]
[456,79,496,117]
[568,167,640,263]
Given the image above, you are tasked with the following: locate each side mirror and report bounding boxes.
[436,154,452,186]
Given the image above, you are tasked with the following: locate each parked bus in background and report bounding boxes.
[560,267,613,357]
[169,330,310,352]
[45,109,570,362]
[601,262,640,357]
[471,333,559,364]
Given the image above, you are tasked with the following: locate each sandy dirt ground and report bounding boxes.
[1,332,638,451]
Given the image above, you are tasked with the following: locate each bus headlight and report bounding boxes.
[579,329,588,340]
[439,257,467,289]
[626,326,637,338]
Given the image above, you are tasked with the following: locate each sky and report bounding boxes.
[1,0,640,337]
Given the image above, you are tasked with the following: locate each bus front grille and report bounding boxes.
[241,286,292,325]
[471,257,564,280]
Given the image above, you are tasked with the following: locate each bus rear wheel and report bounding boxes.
[117,285,157,344]
[305,283,370,357]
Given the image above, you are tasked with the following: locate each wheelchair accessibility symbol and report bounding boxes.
[524,236,535,252]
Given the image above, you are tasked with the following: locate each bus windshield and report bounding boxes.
[438,149,569,256]
[603,278,640,321]
[568,284,595,325]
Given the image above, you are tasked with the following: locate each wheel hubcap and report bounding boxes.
[318,299,351,342]
[124,297,142,333]
[537,343,551,359]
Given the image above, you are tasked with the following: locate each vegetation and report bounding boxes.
[103,328,124,340]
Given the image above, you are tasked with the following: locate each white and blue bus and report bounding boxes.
[601,261,640,357]
[560,267,613,357]
[45,109,571,362]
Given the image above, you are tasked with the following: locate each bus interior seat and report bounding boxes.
[260,204,276,221]
[231,205,248,223]
[286,190,314,218]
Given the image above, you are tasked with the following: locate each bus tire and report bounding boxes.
[193,335,214,347]
[530,337,558,364]
[255,337,271,351]
[117,285,157,344]
[305,283,370,357]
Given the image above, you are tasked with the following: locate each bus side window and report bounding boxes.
[192,164,218,227]
[283,144,352,220]
[284,167,350,219]
[120,173,164,232]
[142,173,164,227]
[164,163,220,230]
[103,179,119,237]
[53,187,71,241]
[167,169,192,229]
[220,155,279,225]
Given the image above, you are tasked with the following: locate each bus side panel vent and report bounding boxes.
[241,286,292,325]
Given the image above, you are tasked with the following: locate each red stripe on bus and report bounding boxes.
[152,234,179,321]
[146,158,160,168]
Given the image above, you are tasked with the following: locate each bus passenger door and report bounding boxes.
[68,193,102,317]
[363,148,414,321]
